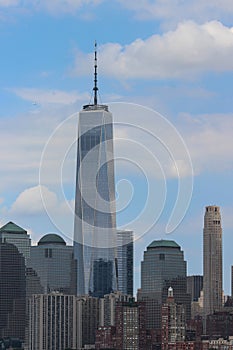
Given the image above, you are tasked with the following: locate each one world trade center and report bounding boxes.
[73,45,117,296]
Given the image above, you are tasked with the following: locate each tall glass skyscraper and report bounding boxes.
[73,46,116,296]
[117,230,134,296]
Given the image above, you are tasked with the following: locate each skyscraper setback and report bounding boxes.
[203,205,223,316]
[73,45,117,296]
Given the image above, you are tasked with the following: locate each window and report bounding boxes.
[45,248,52,258]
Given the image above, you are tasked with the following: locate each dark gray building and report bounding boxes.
[117,230,134,296]
[187,275,203,302]
[0,221,31,264]
[28,234,76,295]
[138,239,191,330]
[0,242,26,340]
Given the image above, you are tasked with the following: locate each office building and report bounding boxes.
[27,233,76,295]
[187,275,203,302]
[117,230,134,295]
[0,242,26,340]
[28,293,81,350]
[0,221,31,263]
[73,46,117,296]
[203,205,223,316]
[138,239,191,330]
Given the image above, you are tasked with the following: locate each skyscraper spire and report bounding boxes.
[83,41,108,111]
[93,41,98,105]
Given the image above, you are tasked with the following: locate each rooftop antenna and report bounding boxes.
[93,41,98,105]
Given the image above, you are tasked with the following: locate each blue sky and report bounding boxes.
[0,0,233,295]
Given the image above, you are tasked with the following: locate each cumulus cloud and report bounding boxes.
[11,184,74,215]
[11,185,57,214]
[73,21,233,79]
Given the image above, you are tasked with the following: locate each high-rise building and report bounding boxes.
[138,239,191,330]
[28,293,81,350]
[0,221,31,263]
[115,298,147,350]
[73,46,116,296]
[231,266,233,297]
[0,242,26,340]
[27,233,76,295]
[203,205,223,316]
[161,287,186,350]
[117,230,134,296]
[187,275,203,302]
[81,295,100,347]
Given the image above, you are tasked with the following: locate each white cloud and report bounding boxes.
[180,113,233,175]
[11,185,57,214]
[9,88,89,105]
[0,0,232,23]
[0,0,103,14]
[72,21,233,79]
[116,0,233,24]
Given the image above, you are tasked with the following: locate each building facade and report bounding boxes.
[28,293,81,350]
[187,275,203,302]
[0,221,31,263]
[0,242,26,340]
[73,70,117,296]
[161,287,186,350]
[117,230,134,296]
[81,295,100,347]
[99,291,131,327]
[231,266,233,298]
[115,299,147,350]
[203,205,223,316]
[138,239,191,330]
[27,234,76,296]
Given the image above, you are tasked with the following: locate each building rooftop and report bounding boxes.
[38,234,66,246]
[0,221,27,234]
[148,239,180,249]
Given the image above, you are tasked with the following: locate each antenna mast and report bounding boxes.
[93,41,98,105]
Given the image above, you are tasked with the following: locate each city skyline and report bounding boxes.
[0,1,232,296]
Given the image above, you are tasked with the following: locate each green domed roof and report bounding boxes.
[38,234,66,246]
[148,239,180,249]
[0,221,27,234]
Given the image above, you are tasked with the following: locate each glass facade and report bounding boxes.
[73,105,117,296]
[27,234,76,295]
[0,242,26,339]
[117,230,134,296]
[0,221,31,264]
[138,239,190,330]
